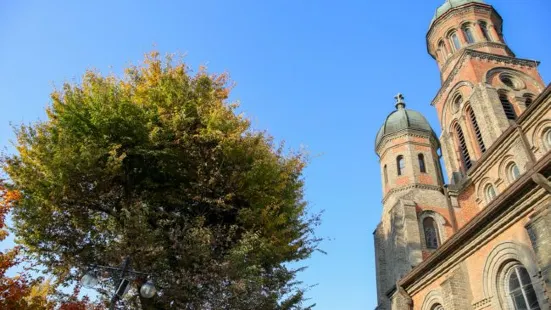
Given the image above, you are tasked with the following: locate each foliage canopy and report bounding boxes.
[3,52,320,309]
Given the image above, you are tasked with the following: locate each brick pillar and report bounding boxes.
[457,28,468,46]
[472,22,485,42]
[391,286,412,310]
[513,95,528,113]
[441,264,473,309]
[488,24,501,43]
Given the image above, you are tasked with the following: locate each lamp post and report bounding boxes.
[81,256,157,310]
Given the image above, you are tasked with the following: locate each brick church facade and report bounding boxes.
[373,0,551,309]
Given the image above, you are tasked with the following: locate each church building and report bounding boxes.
[373,0,551,309]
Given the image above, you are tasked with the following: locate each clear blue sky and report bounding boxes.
[1,1,550,309]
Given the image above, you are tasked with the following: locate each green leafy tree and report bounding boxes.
[3,52,321,309]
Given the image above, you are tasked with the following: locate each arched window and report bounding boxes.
[499,93,517,120]
[507,162,520,182]
[423,217,439,249]
[397,155,405,176]
[524,94,534,107]
[450,32,461,51]
[454,123,472,170]
[479,21,492,41]
[485,184,497,203]
[453,94,463,112]
[384,165,388,185]
[418,154,426,173]
[507,265,541,310]
[462,25,475,44]
[431,305,444,310]
[501,76,515,88]
[466,106,486,153]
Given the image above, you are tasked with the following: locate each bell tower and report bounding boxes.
[374,95,451,309]
[427,0,546,181]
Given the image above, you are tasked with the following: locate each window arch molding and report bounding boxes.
[461,22,476,44]
[477,177,498,205]
[397,155,405,176]
[447,29,462,51]
[418,211,447,250]
[482,241,546,309]
[478,20,492,41]
[440,80,474,126]
[420,289,445,310]
[498,155,522,184]
[530,120,551,153]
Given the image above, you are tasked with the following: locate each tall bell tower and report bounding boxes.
[427,0,546,182]
[373,94,451,309]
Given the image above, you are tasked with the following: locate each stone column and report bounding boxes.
[488,24,501,43]
[513,95,528,113]
[525,175,551,303]
[391,286,412,310]
[441,264,473,309]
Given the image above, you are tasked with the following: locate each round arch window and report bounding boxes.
[452,94,463,113]
[485,184,497,203]
[508,162,520,182]
[431,304,444,310]
[499,73,524,91]
[506,265,541,309]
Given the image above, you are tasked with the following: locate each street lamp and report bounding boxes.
[80,257,156,309]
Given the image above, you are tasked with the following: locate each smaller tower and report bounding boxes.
[374,95,452,309]
[375,94,444,203]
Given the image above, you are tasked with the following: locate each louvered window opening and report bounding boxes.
[468,107,486,153]
[500,94,517,120]
[455,124,472,170]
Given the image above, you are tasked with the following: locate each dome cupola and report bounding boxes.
[430,0,485,26]
[375,94,438,151]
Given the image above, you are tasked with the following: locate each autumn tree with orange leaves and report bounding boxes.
[0,181,104,309]
[0,181,50,309]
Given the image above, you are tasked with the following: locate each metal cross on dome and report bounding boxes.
[394,93,406,109]
[395,93,405,103]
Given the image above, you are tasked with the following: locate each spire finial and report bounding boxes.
[395,93,406,109]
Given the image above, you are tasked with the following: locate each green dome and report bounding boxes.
[430,0,485,26]
[375,96,437,150]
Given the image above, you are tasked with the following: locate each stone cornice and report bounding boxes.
[431,50,540,106]
[439,42,515,77]
[376,129,440,157]
[382,184,442,205]
[398,150,551,294]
